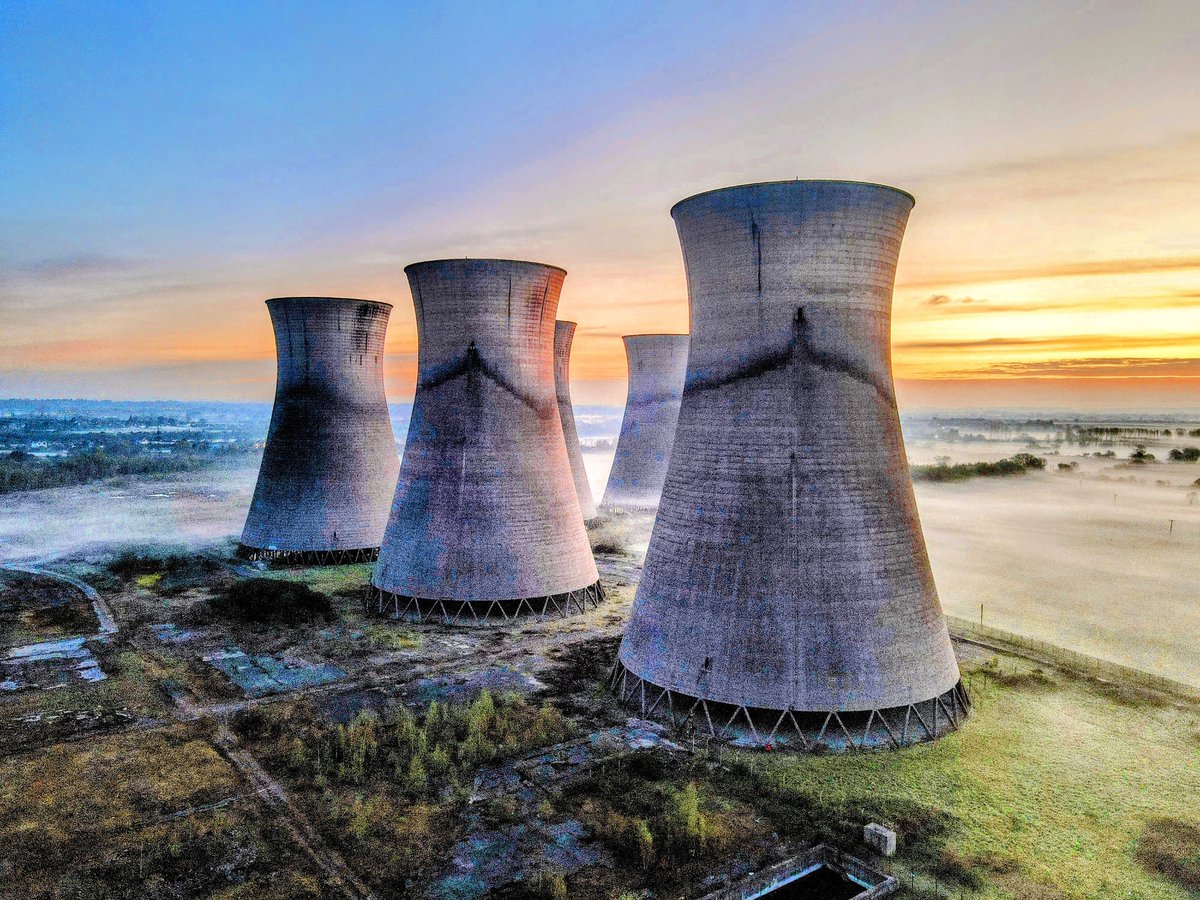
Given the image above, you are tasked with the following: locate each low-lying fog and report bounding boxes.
[2,439,1197,687]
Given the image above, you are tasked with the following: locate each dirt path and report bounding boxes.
[213,723,376,900]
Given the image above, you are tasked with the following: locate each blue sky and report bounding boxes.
[2,1,1199,408]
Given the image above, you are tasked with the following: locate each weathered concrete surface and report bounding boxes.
[554,321,597,521]
[374,260,599,605]
[240,297,399,555]
[601,334,689,511]
[619,181,961,718]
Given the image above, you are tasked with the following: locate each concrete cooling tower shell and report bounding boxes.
[601,334,689,511]
[613,181,968,751]
[554,321,597,521]
[370,260,603,624]
[239,297,400,564]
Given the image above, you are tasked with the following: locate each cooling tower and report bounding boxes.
[601,333,689,511]
[554,321,597,521]
[370,259,603,624]
[239,297,400,564]
[612,181,968,750]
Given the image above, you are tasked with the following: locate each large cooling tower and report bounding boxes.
[601,333,689,511]
[370,260,603,624]
[239,297,400,564]
[613,181,968,750]
[554,321,597,521]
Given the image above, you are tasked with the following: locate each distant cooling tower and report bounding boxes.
[554,321,597,521]
[239,297,400,564]
[370,260,603,624]
[612,181,968,750]
[601,333,689,511]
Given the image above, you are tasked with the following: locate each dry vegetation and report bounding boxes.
[0,724,326,900]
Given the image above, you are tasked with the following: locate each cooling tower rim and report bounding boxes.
[670,179,916,217]
[404,258,568,276]
[264,296,393,310]
[556,319,578,328]
[622,332,689,341]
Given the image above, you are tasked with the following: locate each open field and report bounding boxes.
[0,723,329,900]
[0,531,1198,897]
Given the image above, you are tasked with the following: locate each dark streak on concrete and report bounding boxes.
[685,308,895,406]
[420,341,555,418]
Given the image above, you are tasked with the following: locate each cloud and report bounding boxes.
[900,255,1200,291]
[956,357,1200,379]
[925,294,986,306]
[9,253,137,279]
[896,334,1196,353]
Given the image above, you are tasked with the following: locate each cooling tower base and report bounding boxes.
[366,581,605,626]
[609,659,970,752]
[235,545,380,566]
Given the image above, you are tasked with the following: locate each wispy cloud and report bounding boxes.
[900,256,1200,291]
[897,334,1197,353]
[924,294,987,307]
[943,357,1200,379]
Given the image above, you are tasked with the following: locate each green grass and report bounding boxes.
[364,623,423,650]
[745,658,1200,899]
[261,563,373,597]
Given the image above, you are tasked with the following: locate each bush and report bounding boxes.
[1169,447,1200,462]
[912,454,1045,483]
[525,868,568,900]
[1130,446,1156,463]
[208,578,334,625]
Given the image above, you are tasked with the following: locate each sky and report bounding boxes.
[2,0,1199,410]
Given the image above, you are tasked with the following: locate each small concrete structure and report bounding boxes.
[864,823,897,857]
[698,844,897,899]
[371,260,602,624]
[239,297,400,564]
[554,321,597,521]
[613,181,968,750]
[601,333,689,511]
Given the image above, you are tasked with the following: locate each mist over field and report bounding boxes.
[2,409,1197,687]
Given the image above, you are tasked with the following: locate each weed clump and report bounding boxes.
[208,578,334,625]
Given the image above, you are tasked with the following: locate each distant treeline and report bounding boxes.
[911,453,1046,483]
[0,444,254,495]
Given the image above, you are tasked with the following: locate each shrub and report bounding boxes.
[526,868,568,900]
[208,578,334,625]
[911,454,1045,483]
[1169,447,1200,462]
[1130,446,1156,463]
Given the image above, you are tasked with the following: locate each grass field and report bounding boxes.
[742,658,1200,899]
[0,723,326,899]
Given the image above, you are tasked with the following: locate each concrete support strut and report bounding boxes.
[609,658,971,751]
[616,181,965,747]
[235,546,380,566]
[554,321,597,521]
[601,333,689,512]
[372,259,601,622]
[365,580,605,626]
[240,297,399,563]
